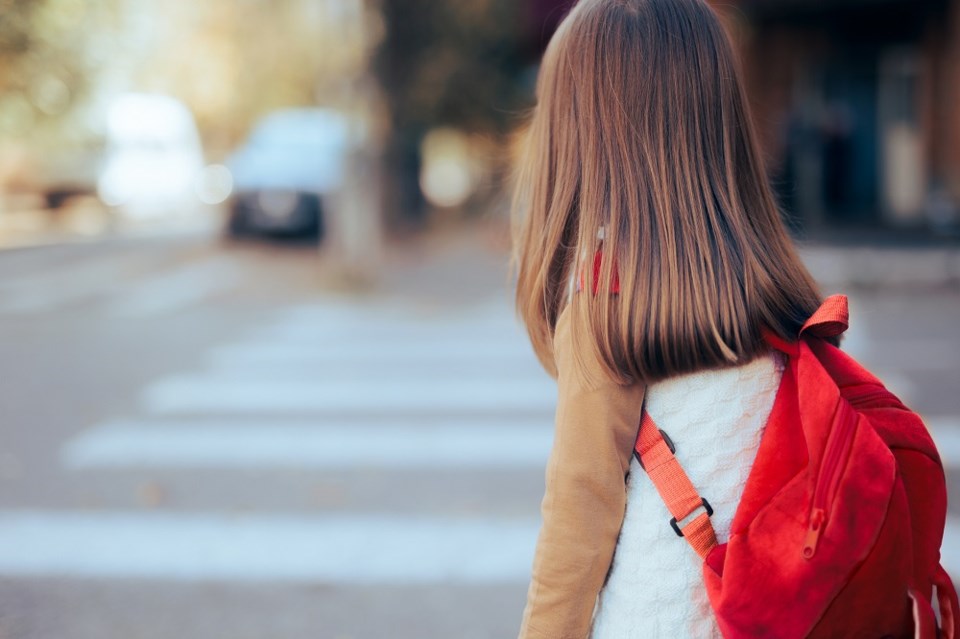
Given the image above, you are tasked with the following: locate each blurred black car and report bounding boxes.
[225,108,350,239]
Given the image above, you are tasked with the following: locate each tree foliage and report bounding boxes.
[373,0,535,137]
[370,0,542,226]
[0,0,375,153]
[0,0,120,145]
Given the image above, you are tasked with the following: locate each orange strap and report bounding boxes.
[800,294,849,338]
[635,411,718,560]
[634,295,848,561]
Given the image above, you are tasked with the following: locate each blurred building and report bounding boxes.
[529,0,960,233]
[717,0,960,232]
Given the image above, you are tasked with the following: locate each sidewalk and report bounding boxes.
[3,211,958,291]
[378,220,960,297]
[797,242,960,289]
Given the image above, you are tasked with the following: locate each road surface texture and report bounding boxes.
[0,228,957,639]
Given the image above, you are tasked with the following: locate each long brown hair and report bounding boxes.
[512,0,825,384]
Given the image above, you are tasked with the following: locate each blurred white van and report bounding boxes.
[97,93,205,219]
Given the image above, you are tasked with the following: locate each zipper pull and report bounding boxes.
[802,508,826,559]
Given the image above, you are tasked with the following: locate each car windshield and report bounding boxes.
[248,111,348,152]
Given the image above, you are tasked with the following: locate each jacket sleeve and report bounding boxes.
[518,305,647,639]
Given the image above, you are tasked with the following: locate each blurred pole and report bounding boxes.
[324,71,385,289]
[329,144,382,287]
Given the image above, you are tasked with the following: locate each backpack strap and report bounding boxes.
[635,295,848,561]
[635,410,718,560]
[934,563,959,639]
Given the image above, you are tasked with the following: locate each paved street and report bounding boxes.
[0,231,957,639]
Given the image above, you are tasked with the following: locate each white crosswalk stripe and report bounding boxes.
[142,376,556,415]
[206,337,538,368]
[0,511,540,584]
[62,420,553,470]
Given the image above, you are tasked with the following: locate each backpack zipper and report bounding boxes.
[802,400,857,559]
[802,383,892,559]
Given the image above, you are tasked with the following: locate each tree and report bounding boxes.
[370,0,549,229]
[0,0,121,146]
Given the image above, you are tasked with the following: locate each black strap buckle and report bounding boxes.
[635,429,676,470]
[670,498,714,537]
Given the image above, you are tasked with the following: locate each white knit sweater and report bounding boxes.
[589,348,786,638]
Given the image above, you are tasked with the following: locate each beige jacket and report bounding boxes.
[518,305,647,639]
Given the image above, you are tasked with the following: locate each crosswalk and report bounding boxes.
[1,288,958,591]
[2,297,554,584]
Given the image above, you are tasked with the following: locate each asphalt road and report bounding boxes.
[0,231,957,639]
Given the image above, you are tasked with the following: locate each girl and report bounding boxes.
[511,0,828,636]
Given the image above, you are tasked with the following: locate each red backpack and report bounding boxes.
[635,294,958,638]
